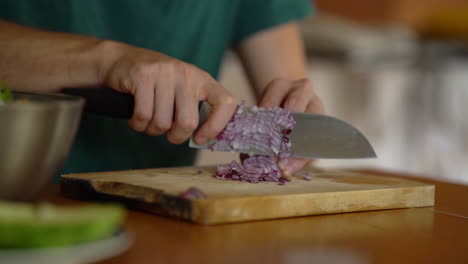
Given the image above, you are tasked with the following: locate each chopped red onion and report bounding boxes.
[213,103,296,185]
[210,103,295,159]
[179,187,207,199]
[215,156,286,184]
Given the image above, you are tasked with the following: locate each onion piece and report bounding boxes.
[179,187,207,199]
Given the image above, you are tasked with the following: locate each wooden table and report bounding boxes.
[41,169,468,264]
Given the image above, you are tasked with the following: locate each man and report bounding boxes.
[0,0,324,176]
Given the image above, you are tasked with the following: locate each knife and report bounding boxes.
[62,87,376,159]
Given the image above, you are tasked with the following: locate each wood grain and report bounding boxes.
[60,167,434,224]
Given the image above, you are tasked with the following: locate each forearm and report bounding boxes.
[235,22,308,98]
[0,20,112,92]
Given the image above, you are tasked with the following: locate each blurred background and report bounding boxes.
[197,0,468,185]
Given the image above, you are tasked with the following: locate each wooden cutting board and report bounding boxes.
[60,167,435,225]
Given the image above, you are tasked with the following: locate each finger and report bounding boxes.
[167,80,199,144]
[129,80,154,132]
[259,79,291,108]
[278,158,310,176]
[283,86,310,112]
[194,83,237,145]
[306,95,325,114]
[146,79,174,136]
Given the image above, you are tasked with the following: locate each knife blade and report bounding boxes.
[189,102,376,159]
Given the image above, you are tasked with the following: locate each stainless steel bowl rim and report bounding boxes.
[0,91,85,111]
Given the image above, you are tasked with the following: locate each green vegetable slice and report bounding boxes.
[0,201,126,248]
[0,79,13,104]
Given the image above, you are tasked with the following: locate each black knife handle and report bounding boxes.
[61,87,134,119]
[62,87,204,119]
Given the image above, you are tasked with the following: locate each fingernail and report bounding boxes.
[278,159,289,169]
[196,136,207,145]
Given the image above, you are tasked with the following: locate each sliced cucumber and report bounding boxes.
[0,201,125,248]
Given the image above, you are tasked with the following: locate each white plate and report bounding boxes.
[0,229,132,264]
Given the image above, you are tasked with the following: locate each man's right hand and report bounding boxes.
[100,42,237,145]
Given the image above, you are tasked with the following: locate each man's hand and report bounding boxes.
[259,78,325,176]
[102,43,237,145]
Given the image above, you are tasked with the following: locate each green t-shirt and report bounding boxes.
[0,0,313,174]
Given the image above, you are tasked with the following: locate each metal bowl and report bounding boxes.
[0,91,84,200]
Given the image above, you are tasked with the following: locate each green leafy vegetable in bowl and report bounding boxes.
[0,201,126,248]
[0,79,13,104]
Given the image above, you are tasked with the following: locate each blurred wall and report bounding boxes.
[314,0,468,30]
[313,0,394,23]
